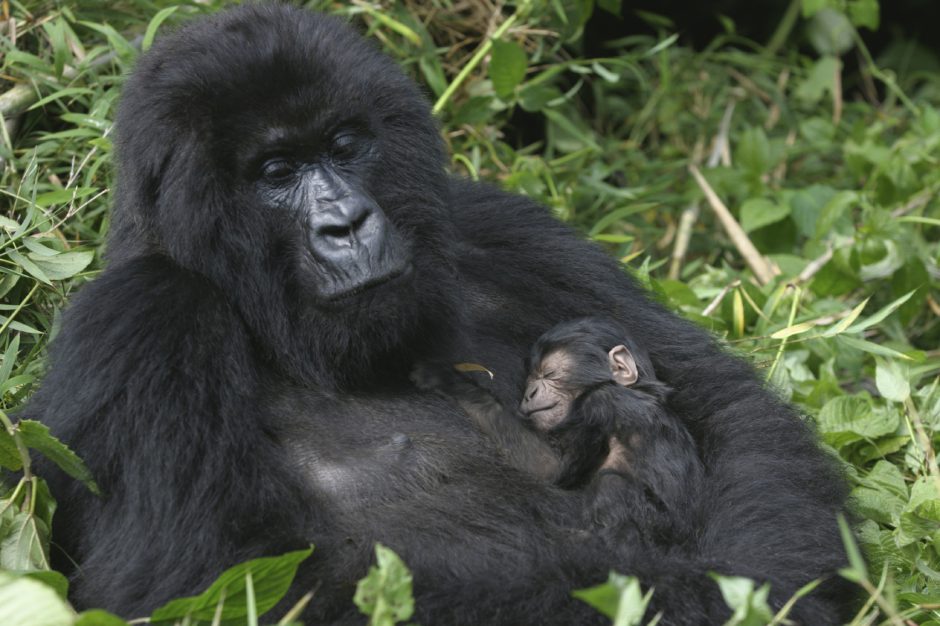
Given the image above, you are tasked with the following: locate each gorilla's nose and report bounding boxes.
[309,198,385,261]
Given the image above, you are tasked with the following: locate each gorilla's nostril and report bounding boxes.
[319,224,353,241]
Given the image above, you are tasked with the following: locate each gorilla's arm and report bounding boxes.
[27,256,303,614]
[448,179,852,623]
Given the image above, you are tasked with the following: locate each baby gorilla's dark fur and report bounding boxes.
[414,318,704,544]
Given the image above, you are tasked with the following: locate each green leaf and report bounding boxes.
[836,334,913,361]
[0,428,21,471]
[845,290,916,334]
[75,609,130,626]
[573,572,653,626]
[28,250,94,281]
[17,421,99,495]
[489,40,528,100]
[7,251,51,285]
[806,9,855,56]
[817,395,898,444]
[847,0,879,29]
[150,547,313,624]
[795,56,842,105]
[709,573,773,626]
[875,359,911,403]
[597,0,622,16]
[354,544,415,626]
[19,570,70,600]
[0,571,73,626]
[0,511,51,571]
[740,198,789,233]
[737,127,772,177]
[142,7,179,52]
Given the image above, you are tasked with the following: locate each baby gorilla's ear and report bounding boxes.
[608,345,639,386]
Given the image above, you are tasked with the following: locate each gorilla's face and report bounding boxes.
[109,6,458,386]
[247,121,412,304]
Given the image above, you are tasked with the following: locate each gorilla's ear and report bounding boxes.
[608,345,638,387]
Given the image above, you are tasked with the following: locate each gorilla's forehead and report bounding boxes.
[129,5,409,129]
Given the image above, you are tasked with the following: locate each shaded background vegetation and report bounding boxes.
[0,0,939,624]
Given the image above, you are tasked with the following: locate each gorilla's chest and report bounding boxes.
[266,385,494,512]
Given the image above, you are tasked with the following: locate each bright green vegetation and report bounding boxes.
[1,0,938,624]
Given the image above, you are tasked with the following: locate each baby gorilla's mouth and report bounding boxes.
[523,402,558,419]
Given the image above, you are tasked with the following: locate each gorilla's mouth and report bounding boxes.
[523,402,558,419]
[323,262,414,303]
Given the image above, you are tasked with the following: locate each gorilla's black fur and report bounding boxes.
[28,5,852,624]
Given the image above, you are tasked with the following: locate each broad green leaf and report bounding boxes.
[709,573,773,626]
[0,571,73,626]
[847,0,879,29]
[806,9,854,56]
[29,250,94,281]
[0,511,51,571]
[817,395,898,443]
[573,572,653,626]
[18,570,70,600]
[354,544,414,626]
[795,56,841,105]
[875,359,911,403]
[7,251,51,285]
[801,0,830,17]
[17,421,99,496]
[489,40,528,100]
[740,198,789,233]
[0,429,21,471]
[737,127,771,177]
[150,547,313,624]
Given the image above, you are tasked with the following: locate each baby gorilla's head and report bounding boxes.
[520,317,655,430]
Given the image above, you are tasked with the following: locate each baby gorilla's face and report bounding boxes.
[520,342,639,432]
[520,350,579,431]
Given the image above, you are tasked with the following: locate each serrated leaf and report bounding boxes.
[0,571,73,626]
[0,429,21,471]
[150,547,313,624]
[17,421,99,495]
[817,395,898,442]
[354,544,414,626]
[489,40,528,100]
[847,0,879,29]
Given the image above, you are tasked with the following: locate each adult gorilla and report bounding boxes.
[29,4,851,624]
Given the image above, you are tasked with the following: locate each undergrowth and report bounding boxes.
[0,0,938,624]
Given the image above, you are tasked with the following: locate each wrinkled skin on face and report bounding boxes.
[521,345,638,430]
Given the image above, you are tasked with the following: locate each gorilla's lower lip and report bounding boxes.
[523,403,557,418]
[324,262,413,302]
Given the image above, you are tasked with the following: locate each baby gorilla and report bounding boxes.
[414,317,704,543]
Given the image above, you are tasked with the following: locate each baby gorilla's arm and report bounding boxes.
[411,364,562,482]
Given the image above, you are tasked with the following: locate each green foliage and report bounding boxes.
[149,547,313,625]
[0,0,938,624]
[354,544,415,626]
[573,572,658,626]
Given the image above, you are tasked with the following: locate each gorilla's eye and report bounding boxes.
[260,159,296,182]
[331,132,364,162]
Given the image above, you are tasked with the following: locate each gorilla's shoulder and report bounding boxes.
[33,255,253,426]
